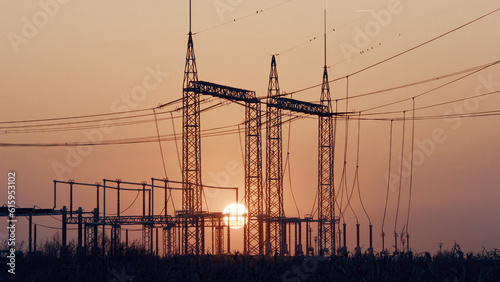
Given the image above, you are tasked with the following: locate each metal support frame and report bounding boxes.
[163,226,176,257]
[265,63,337,256]
[142,223,153,254]
[29,214,32,254]
[185,80,262,256]
[215,217,224,254]
[182,30,202,255]
[34,224,37,254]
[111,222,121,255]
[318,66,335,255]
[244,101,263,255]
[62,206,67,248]
[77,207,83,249]
[85,222,98,255]
[270,97,328,116]
[266,55,284,255]
[185,81,258,103]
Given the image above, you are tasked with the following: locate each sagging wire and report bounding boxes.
[381,120,394,251]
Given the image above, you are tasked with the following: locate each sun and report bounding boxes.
[223,203,247,229]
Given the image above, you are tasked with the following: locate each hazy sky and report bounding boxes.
[1,0,500,254]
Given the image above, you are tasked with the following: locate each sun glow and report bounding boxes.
[223,203,247,229]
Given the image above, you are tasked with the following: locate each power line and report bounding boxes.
[26,217,78,231]
[5,60,496,135]
[361,61,499,113]
[0,98,182,126]
[353,109,500,122]
[338,60,500,102]
[0,97,223,133]
[280,7,500,97]
[381,120,393,250]
[106,190,141,215]
[406,99,416,239]
[2,106,499,147]
[356,88,500,118]
[0,109,309,147]
[153,109,169,180]
[394,112,406,240]
[0,99,231,136]
[195,0,294,35]
[283,108,300,218]
[170,112,183,175]
[355,114,371,224]
[0,107,156,125]
[277,0,413,56]
[0,114,179,134]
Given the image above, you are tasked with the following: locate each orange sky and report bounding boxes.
[1,0,500,254]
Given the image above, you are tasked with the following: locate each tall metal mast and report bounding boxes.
[182,0,202,255]
[265,55,284,255]
[317,1,335,255]
[244,97,263,255]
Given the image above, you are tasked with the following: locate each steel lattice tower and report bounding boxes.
[244,101,263,255]
[318,65,335,255]
[317,6,335,256]
[265,55,284,255]
[182,0,202,255]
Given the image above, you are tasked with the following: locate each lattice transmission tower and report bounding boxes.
[182,0,202,255]
[317,6,335,256]
[265,55,284,255]
[244,100,264,255]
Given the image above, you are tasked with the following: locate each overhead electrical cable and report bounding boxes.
[394,112,406,241]
[0,96,220,133]
[405,98,416,238]
[340,78,358,222]
[354,88,500,118]
[381,120,394,250]
[355,113,371,224]
[195,0,294,34]
[153,109,169,180]
[277,8,500,97]
[3,107,500,147]
[352,109,500,122]
[106,190,141,215]
[283,107,300,218]
[170,112,183,174]
[362,61,500,113]
[336,60,500,102]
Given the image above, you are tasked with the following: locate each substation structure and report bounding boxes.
[1,178,342,257]
[0,28,378,258]
[0,179,242,257]
[178,21,357,256]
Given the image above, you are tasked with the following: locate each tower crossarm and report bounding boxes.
[186,81,258,103]
[269,97,353,116]
[269,97,328,116]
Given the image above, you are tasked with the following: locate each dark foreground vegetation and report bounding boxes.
[2,238,499,281]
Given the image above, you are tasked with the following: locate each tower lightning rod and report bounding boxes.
[324,0,327,67]
[189,0,192,33]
